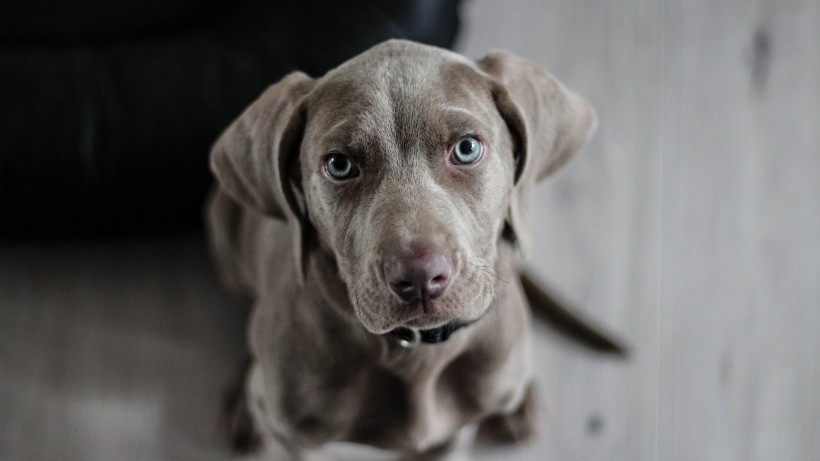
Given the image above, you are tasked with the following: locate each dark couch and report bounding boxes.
[0,0,462,238]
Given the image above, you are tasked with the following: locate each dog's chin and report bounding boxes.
[354,296,490,335]
[402,314,455,330]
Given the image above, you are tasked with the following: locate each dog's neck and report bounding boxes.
[386,318,483,347]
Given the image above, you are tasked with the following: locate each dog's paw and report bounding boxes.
[221,356,262,454]
[478,384,540,444]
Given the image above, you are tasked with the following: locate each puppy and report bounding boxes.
[208,39,595,460]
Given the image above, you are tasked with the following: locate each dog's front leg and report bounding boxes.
[257,433,330,461]
[477,381,540,444]
[241,364,333,461]
[399,425,477,461]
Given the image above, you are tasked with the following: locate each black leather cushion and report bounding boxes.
[0,0,462,238]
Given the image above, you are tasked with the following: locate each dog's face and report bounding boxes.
[301,49,515,333]
[210,40,596,334]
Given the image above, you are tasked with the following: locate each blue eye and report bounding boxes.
[450,136,483,164]
[325,153,358,180]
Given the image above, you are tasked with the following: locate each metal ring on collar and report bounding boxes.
[394,327,422,348]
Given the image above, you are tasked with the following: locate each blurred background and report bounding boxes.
[1,1,817,460]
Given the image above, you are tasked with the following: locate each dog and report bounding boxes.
[207,39,596,460]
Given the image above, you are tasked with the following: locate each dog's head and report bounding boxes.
[210,40,595,334]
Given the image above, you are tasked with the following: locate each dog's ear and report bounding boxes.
[210,71,314,218]
[210,71,315,279]
[478,52,596,256]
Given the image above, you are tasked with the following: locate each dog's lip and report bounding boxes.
[362,299,483,335]
[389,306,432,327]
[390,301,462,330]
[403,316,453,330]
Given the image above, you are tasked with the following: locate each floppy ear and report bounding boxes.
[478,51,597,257]
[209,71,315,279]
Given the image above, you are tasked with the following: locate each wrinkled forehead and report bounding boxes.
[303,49,496,154]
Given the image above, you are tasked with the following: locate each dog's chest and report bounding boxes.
[289,341,525,452]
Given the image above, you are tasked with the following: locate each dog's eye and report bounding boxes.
[324,153,358,180]
[450,136,483,165]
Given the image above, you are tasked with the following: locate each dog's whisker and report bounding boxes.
[475,266,502,286]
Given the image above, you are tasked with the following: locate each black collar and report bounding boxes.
[386,320,475,347]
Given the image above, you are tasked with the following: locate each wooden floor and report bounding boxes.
[1,1,818,460]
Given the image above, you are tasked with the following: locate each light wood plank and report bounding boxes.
[658,1,820,459]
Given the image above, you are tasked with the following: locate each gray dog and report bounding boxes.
[207,39,596,460]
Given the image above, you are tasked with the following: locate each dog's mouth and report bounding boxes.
[382,298,492,347]
[388,298,463,329]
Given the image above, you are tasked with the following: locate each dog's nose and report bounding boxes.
[385,246,452,302]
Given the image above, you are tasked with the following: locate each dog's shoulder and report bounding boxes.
[207,188,296,298]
